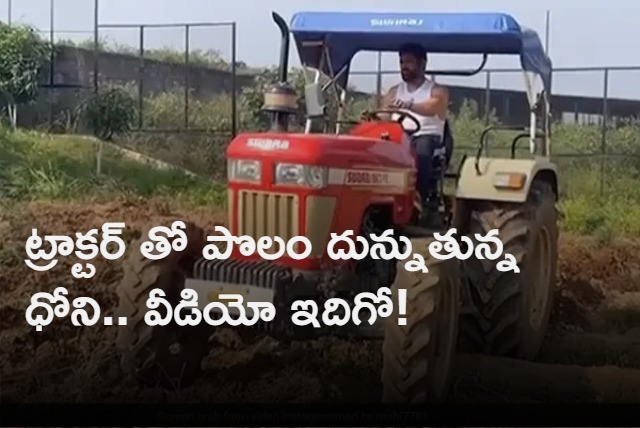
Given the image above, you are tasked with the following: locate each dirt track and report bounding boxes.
[2,198,640,403]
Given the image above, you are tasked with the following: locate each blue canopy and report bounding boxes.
[289,11,552,90]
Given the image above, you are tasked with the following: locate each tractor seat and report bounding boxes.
[427,120,455,179]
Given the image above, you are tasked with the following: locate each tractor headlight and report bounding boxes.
[227,159,261,183]
[274,163,328,188]
[493,172,526,190]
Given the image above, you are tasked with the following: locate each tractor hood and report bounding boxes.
[226,132,415,170]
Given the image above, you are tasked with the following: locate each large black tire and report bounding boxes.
[382,236,460,403]
[115,222,211,388]
[459,178,558,359]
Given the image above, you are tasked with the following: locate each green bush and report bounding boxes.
[78,87,137,141]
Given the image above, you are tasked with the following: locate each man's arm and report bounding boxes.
[380,84,399,108]
[408,84,449,117]
[372,84,399,120]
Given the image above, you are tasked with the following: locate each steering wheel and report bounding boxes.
[361,108,421,136]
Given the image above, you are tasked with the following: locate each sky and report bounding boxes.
[2,0,639,100]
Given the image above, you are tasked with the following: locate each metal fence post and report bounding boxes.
[484,70,491,124]
[48,0,55,130]
[93,0,101,176]
[600,68,609,199]
[376,52,382,106]
[93,0,99,94]
[184,24,190,129]
[231,22,237,137]
[138,26,145,130]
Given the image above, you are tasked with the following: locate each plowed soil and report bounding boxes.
[2,198,640,403]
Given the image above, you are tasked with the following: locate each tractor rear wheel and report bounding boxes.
[115,222,211,388]
[459,178,558,359]
[382,236,460,403]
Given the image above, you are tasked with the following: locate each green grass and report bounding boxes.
[0,126,226,208]
[561,197,640,239]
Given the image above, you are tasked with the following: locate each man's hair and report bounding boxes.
[399,43,427,61]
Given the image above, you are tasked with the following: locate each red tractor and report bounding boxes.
[116,10,558,403]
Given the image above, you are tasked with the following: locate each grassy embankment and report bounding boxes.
[0,126,226,208]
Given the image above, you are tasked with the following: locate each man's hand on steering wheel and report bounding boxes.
[368,106,421,136]
[360,110,378,121]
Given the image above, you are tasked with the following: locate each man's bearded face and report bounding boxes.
[400,52,424,82]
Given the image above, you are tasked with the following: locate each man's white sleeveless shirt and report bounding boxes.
[393,78,445,138]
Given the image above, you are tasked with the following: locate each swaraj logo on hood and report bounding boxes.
[246,138,290,150]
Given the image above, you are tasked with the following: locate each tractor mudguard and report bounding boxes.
[455,156,558,203]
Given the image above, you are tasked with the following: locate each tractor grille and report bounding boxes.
[237,190,300,252]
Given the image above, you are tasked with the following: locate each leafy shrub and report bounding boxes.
[78,88,137,141]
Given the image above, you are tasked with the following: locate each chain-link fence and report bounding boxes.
[352,65,640,203]
[3,0,244,179]
[11,0,94,133]
[94,21,238,134]
[91,20,240,179]
[5,1,640,192]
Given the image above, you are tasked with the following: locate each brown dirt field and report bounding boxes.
[1,199,640,404]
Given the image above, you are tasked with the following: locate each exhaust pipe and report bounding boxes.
[271,12,290,83]
[262,11,297,132]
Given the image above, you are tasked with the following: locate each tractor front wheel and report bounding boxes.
[382,236,460,403]
[459,178,558,359]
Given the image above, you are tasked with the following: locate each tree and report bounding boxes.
[0,22,51,129]
[76,87,137,176]
[78,87,137,141]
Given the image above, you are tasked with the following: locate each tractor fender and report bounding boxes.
[455,156,558,203]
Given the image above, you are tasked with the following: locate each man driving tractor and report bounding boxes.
[381,43,450,218]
